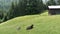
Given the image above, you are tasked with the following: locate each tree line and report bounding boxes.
[0,0,60,23]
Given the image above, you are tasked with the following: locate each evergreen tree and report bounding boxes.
[8,2,15,19]
[37,0,44,13]
[57,0,60,5]
[13,0,45,17]
[46,0,56,6]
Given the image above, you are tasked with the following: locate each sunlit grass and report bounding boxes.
[0,11,60,34]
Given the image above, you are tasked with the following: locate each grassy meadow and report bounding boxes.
[0,11,60,34]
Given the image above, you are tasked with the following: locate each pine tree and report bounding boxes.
[46,0,56,6]
[8,2,15,19]
[13,0,45,17]
[57,0,60,5]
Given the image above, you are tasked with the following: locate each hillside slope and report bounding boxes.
[0,13,60,34]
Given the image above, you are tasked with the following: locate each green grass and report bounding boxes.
[0,11,60,34]
[40,10,48,16]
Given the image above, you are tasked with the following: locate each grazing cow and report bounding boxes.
[26,24,34,30]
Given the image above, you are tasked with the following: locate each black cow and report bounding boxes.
[26,24,34,30]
